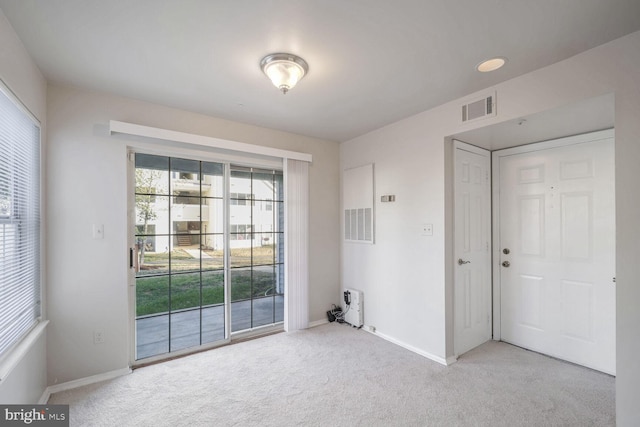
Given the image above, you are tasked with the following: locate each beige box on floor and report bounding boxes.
[343,289,363,327]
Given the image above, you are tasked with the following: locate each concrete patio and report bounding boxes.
[136,295,284,360]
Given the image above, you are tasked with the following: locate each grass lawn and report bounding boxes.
[135,262,280,317]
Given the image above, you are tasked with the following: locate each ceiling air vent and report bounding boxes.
[461,91,497,123]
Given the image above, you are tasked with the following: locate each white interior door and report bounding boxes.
[454,141,492,356]
[496,131,616,374]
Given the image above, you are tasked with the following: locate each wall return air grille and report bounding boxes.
[343,163,374,244]
[461,91,497,123]
[344,208,373,242]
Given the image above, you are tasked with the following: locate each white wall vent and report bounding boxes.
[461,91,496,123]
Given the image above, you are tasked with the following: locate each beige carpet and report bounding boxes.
[49,323,615,426]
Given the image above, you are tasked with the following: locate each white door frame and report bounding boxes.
[491,128,614,340]
[453,140,492,355]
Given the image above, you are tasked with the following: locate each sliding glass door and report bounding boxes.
[229,168,284,332]
[133,153,284,361]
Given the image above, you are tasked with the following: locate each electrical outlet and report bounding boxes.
[94,330,104,344]
[421,223,433,236]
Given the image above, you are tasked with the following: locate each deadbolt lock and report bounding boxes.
[503,248,510,255]
[502,261,510,267]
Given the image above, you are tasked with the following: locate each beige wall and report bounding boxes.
[341,31,640,425]
[0,9,47,403]
[45,84,340,384]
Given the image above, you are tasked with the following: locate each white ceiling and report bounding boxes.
[453,93,615,151]
[1,1,639,142]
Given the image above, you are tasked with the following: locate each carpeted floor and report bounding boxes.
[49,323,615,426]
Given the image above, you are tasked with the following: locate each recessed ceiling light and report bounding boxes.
[476,57,507,72]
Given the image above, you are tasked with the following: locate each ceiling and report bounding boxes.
[1,1,639,142]
[453,93,615,151]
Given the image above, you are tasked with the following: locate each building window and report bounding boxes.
[230,224,252,240]
[230,192,254,206]
[0,83,41,357]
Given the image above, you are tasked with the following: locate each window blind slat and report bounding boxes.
[0,82,41,357]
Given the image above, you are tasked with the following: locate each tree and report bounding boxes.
[136,169,163,268]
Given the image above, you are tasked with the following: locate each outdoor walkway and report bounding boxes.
[136,295,284,360]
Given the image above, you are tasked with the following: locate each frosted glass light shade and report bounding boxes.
[261,53,309,94]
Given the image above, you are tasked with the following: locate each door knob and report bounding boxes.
[458,258,471,265]
[502,261,510,267]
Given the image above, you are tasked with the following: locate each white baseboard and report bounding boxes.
[363,328,453,366]
[445,355,458,365]
[41,367,132,402]
[38,388,51,404]
[308,318,329,328]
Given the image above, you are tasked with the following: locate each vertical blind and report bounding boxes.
[0,83,41,357]
[284,159,309,331]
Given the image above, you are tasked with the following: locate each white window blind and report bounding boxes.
[0,83,41,357]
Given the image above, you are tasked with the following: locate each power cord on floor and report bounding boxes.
[327,303,349,323]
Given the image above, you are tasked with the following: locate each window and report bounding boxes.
[229,167,284,332]
[133,155,285,360]
[0,83,41,357]
[134,155,225,359]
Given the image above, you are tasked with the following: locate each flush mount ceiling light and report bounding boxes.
[476,57,507,72]
[260,53,309,94]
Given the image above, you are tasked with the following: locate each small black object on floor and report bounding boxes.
[326,305,343,323]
